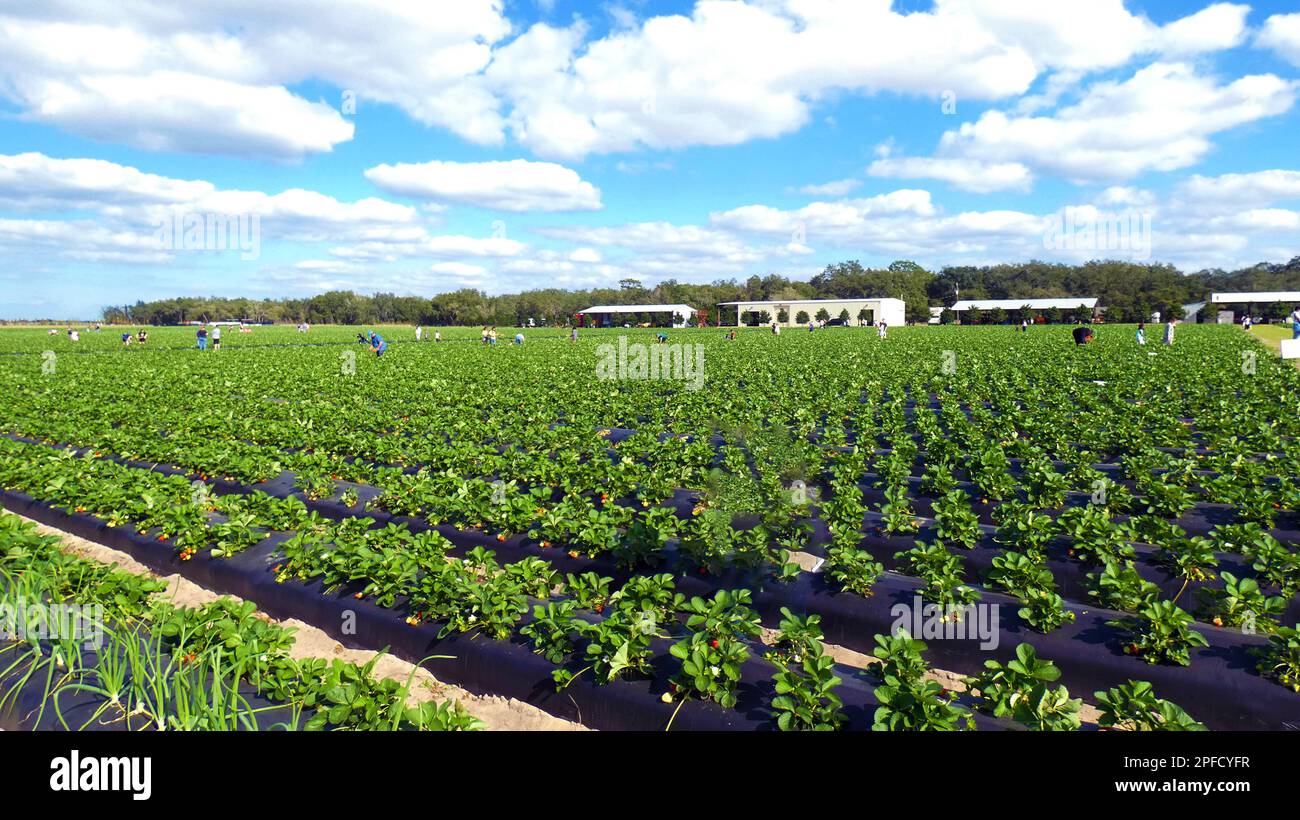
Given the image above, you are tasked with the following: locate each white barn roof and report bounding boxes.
[1210,292,1300,304]
[717,297,904,306]
[951,298,1097,311]
[579,304,695,314]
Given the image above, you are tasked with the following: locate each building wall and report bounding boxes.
[735,299,905,327]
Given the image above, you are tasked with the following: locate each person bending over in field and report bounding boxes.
[1071,324,1094,346]
[368,330,387,357]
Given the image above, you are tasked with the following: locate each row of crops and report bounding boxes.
[0,512,483,730]
[1,323,1297,730]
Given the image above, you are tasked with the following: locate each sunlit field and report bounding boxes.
[2,322,1298,731]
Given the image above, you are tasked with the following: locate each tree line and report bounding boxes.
[100,256,1300,326]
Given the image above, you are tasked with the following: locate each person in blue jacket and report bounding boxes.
[368,330,387,357]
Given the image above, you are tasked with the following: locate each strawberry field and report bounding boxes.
[2,322,1299,731]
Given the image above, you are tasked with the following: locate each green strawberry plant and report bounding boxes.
[1256,624,1300,692]
[568,609,656,686]
[520,601,581,663]
[825,546,884,597]
[933,489,982,549]
[1196,571,1285,633]
[869,629,928,684]
[564,572,614,612]
[764,607,824,667]
[771,644,845,731]
[1246,538,1300,599]
[1109,600,1209,666]
[1087,559,1161,613]
[1023,457,1070,509]
[989,551,1075,632]
[668,632,749,711]
[1093,680,1206,731]
[879,484,921,535]
[894,540,980,612]
[966,643,1080,731]
[992,501,1055,556]
[681,589,761,642]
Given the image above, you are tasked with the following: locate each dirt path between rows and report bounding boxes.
[16,514,584,732]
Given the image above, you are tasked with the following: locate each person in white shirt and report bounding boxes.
[415,326,423,341]
[211,324,222,350]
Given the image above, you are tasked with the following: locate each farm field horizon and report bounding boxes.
[4,320,1299,736]
[7,4,1300,799]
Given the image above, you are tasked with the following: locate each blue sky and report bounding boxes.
[1,0,1298,318]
